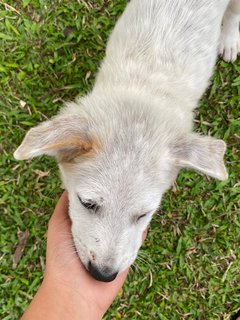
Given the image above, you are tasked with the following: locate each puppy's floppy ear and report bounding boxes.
[171,134,228,180]
[14,115,98,162]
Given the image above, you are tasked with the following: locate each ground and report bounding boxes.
[0,1,240,319]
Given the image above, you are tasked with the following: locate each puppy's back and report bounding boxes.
[96,0,229,103]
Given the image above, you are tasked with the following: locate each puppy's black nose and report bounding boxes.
[88,261,118,282]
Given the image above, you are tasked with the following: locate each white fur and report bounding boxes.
[15,0,233,281]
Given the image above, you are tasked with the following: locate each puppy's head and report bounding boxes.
[14,98,227,282]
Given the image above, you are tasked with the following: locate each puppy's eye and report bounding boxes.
[137,214,147,221]
[78,196,98,211]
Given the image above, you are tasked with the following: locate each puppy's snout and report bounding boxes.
[88,261,118,282]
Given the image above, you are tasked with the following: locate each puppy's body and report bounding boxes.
[97,1,226,101]
[15,1,234,281]
[95,0,228,104]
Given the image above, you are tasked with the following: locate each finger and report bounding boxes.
[142,224,149,242]
[47,191,71,244]
[92,267,129,308]
[49,191,69,227]
[107,268,129,296]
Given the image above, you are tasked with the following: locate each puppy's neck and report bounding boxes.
[94,61,197,111]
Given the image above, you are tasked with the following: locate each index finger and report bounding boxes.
[48,191,70,233]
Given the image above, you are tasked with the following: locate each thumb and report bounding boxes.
[47,191,71,251]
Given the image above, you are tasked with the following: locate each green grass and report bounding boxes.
[0,1,239,319]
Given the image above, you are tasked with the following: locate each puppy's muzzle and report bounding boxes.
[88,261,118,282]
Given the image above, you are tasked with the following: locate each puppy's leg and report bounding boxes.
[219,0,240,62]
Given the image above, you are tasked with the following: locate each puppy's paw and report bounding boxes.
[219,18,240,62]
[219,32,240,62]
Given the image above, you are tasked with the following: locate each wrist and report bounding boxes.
[21,277,103,320]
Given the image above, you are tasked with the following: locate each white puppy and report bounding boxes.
[15,0,238,282]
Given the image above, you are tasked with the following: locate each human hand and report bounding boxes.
[22,191,148,320]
